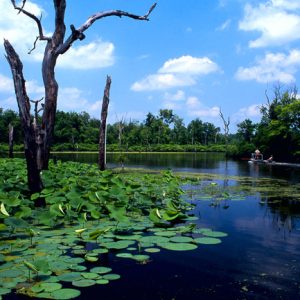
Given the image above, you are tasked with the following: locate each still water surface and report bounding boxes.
[47,152,300,299]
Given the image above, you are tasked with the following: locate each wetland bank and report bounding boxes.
[1,153,300,299]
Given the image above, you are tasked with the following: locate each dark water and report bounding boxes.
[53,152,300,182]
[9,153,300,299]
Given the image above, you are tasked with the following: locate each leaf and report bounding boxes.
[0,203,9,216]
[58,204,65,215]
[24,260,38,272]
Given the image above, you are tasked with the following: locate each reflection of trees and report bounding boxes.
[262,197,300,234]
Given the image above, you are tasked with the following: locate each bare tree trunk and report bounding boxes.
[4,40,43,192]
[220,110,230,157]
[5,1,156,189]
[98,76,111,171]
[8,123,14,158]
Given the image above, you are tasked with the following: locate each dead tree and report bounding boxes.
[4,0,156,192]
[98,76,112,171]
[8,123,14,158]
[219,110,230,156]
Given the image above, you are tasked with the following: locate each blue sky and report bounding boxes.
[1,0,300,132]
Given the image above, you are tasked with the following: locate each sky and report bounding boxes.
[1,0,300,133]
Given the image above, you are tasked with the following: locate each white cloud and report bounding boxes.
[159,56,219,75]
[186,96,220,118]
[131,55,219,91]
[131,73,196,91]
[216,19,231,31]
[163,90,185,102]
[271,0,300,10]
[0,0,48,61]
[232,104,262,123]
[0,74,14,92]
[162,90,186,110]
[0,0,115,70]
[57,40,115,70]
[239,1,300,47]
[235,50,300,83]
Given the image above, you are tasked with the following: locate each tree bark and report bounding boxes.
[5,0,156,189]
[8,123,14,158]
[4,39,43,192]
[98,76,112,171]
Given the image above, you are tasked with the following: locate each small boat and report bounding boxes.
[248,153,274,165]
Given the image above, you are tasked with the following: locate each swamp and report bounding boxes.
[0,152,300,299]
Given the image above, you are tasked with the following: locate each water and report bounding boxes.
[8,152,300,299]
[52,152,300,182]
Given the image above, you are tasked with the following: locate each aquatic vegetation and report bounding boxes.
[0,158,228,299]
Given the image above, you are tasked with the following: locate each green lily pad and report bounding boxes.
[131,254,150,262]
[57,272,82,282]
[194,237,222,244]
[169,236,194,243]
[96,279,109,285]
[0,288,11,295]
[90,267,112,274]
[116,253,134,258]
[158,242,198,251]
[139,236,169,244]
[84,256,98,262]
[72,279,96,287]
[39,282,62,292]
[81,272,99,280]
[102,273,121,280]
[154,231,176,237]
[102,240,135,250]
[202,231,228,238]
[0,269,24,278]
[144,247,161,253]
[51,288,81,299]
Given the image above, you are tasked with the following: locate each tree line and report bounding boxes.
[0,108,224,151]
[1,85,300,161]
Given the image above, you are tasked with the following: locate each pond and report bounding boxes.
[4,153,300,299]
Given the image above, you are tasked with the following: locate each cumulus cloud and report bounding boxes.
[131,55,219,91]
[186,96,220,118]
[232,104,262,124]
[0,0,48,60]
[57,40,115,70]
[0,0,115,69]
[162,90,186,110]
[235,50,300,83]
[0,74,14,92]
[239,1,300,47]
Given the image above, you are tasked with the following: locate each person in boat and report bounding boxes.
[267,155,273,163]
[254,149,261,159]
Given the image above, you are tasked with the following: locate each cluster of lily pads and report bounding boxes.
[0,159,228,299]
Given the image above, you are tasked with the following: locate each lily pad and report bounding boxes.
[169,236,194,243]
[51,288,81,299]
[194,237,222,244]
[102,273,121,280]
[144,248,160,253]
[90,267,112,274]
[202,231,228,238]
[96,279,109,285]
[116,253,134,258]
[154,231,176,237]
[81,272,99,280]
[39,282,62,292]
[158,242,198,251]
[72,279,96,287]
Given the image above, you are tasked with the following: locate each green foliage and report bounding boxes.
[0,158,229,299]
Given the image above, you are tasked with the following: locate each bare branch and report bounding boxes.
[28,36,39,54]
[10,0,51,42]
[56,2,157,55]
